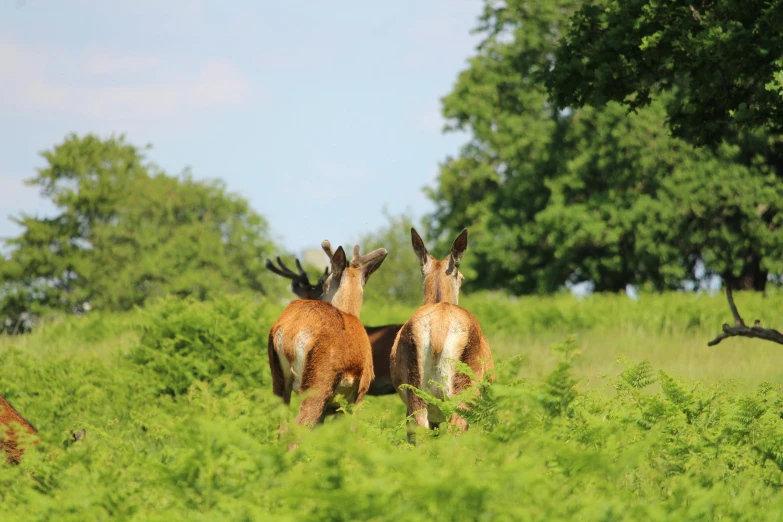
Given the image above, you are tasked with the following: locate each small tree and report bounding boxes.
[0,133,285,324]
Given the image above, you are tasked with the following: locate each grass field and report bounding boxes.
[2,290,783,520]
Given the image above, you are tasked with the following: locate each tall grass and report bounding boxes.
[1,290,783,520]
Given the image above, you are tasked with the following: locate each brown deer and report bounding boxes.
[0,394,38,465]
[268,243,388,427]
[390,228,494,444]
[265,254,402,396]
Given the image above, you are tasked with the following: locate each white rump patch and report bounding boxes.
[274,329,291,383]
[291,329,310,392]
[439,322,464,396]
[419,316,464,400]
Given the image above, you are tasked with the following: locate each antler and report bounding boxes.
[265,256,313,286]
[321,240,335,260]
[350,244,388,268]
[707,277,783,346]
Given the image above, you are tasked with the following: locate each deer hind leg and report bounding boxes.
[447,369,473,433]
[295,354,341,427]
[268,331,290,403]
[405,391,430,445]
[295,392,331,427]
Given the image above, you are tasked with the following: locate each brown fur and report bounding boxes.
[390,228,494,444]
[266,253,402,396]
[0,394,38,465]
[269,299,374,424]
[364,324,403,395]
[267,244,387,428]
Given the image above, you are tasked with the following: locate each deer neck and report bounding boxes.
[423,270,458,306]
[331,269,364,318]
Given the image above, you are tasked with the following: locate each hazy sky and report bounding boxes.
[0,0,483,255]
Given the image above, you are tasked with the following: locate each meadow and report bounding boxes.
[2,290,783,520]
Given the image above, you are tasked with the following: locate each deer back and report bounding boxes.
[270,298,374,399]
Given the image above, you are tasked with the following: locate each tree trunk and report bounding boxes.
[725,257,768,291]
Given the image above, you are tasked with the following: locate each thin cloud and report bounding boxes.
[401,5,482,71]
[0,39,259,122]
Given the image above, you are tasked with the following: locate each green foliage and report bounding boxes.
[129,295,279,397]
[0,133,285,324]
[4,293,783,519]
[539,336,580,417]
[427,0,783,294]
[354,209,424,306]
[548,0,783,146]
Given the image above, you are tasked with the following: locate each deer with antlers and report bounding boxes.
[266,252,402,396]
[268,242,388,427]
[390,228,494,444]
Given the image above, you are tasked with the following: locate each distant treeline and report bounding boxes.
[3,0,783,325]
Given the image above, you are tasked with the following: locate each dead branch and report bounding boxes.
[707,278,783,346]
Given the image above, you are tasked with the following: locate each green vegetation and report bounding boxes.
[429,0,783,294]
[3,292,783,519]
[0,134,285,326]
[548,0,783,146]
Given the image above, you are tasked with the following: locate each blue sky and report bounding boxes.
[0,0,483,255]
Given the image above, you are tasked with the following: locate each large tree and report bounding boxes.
[547,0,783,147]
[0,134,284,322]
[425,0,783,295]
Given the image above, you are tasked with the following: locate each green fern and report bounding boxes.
[539,337,580,418]
[619,360,656,389]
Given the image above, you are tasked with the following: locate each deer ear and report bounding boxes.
[330,246,347,276]
[450,228,468,267]
[411,227,429,266]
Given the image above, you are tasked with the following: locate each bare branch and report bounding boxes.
[725,283,744,327]
[707,278,783,346]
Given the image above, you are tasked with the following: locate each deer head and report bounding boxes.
[265,256,329,300]
[410,227,468,305]
[319,240,387,316]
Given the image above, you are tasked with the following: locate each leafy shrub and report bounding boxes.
[129,295,278,396]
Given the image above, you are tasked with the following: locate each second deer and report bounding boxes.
[390,228,494,444]
[266,252,402,396]
[268,243,388,426]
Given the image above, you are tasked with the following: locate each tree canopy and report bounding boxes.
[425,0,783,295]
[0,134,284,322]
[547,0,783,147]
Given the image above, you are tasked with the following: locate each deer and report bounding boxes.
[265,254,403,396]
[390,227,494,444]
[0,394,39,465]
[268,242,388,428]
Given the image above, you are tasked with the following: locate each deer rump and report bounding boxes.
[391,303,492,426]
[268,300,374,419]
